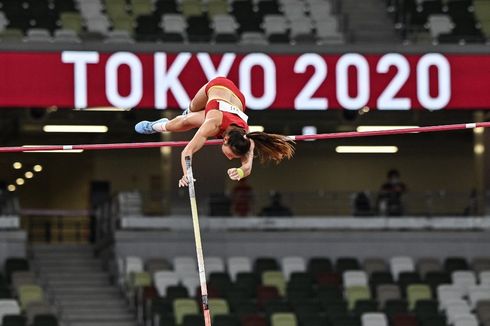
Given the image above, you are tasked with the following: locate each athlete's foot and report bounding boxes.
[134,118,169,134]
[181,107,191,116]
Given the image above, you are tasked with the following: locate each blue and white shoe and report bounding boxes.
[181,107,191,116]
[134,118,169,134]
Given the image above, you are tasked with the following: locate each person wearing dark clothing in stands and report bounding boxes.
[260,192,293,217]
[377,169,407,216]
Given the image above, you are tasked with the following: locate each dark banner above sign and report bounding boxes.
[0,51,487,110]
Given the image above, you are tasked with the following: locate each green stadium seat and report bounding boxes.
[207,0,228,18]
[345,286,371,310]
[270,312,297,326]
[106,3,129,20]
[112,15,134,34]
[262,271,286,296]
[173,298,199,325]
[406,284,432,310]
[18,285,43,310]
[181,0,203,18]
[208,298,229,317]
[130,271,152,289]
[59,12,83,34]
[131,0,154,17]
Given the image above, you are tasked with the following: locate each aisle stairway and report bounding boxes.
[340,0,400,43]
[32,244,136,326]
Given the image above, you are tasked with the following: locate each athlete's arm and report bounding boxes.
[228,139,254,180]
[179,111,222,187]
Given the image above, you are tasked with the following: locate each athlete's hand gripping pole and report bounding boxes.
[185,156,212,326]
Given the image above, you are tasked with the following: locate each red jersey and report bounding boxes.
[204,77,249,138]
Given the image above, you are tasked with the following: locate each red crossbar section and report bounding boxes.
[0,122,489,153]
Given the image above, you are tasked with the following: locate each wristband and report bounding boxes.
[236,168,245,179]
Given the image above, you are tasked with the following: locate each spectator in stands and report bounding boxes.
[353,191,374,216]
[231,179,254,217]
[463,188,478,216]
[135,77,295,188]
[377,169,407,216]
[260,191,293,217]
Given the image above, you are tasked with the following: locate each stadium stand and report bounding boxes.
[105,253,490,326]
[386,0,490,44]
[0,0,346,44]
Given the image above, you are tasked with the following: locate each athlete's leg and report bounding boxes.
[190,85,208,112]
[136,84,209,134]
[165,111,205,132]
[135,110,206,134]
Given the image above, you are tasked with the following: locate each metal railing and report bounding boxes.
[96,189,489,218]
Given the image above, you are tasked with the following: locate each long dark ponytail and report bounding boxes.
[226,127,295,164]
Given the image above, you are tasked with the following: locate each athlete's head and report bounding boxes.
[223,127,296,163]
[222,127,249,160]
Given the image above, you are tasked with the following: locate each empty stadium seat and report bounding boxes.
[2,315,27,326]
[417,258,442,278]
[472,257,490,273]
[270,312,297,326]
[445,257,469,273]
[262,14,289,43]
[227,257,252,281]
[173,298,199,325]
[204,257,225,277]
[154,270,179,296]
[363,258,388,275]
[208,298,230,317]
[213,314,240,326]
[406,284,432,310]
[53,29,81,43]
[0,299,21,322]
[281,257,306,280]
[437,284,464,310]
[174,257,197,275]
[18,285,43,310]
[345,286,371,310]
[262,271,286,296]
[308,257,333,275]
[4,258,29,283]
[376,284,401,308]
[452,271,477,296]
[390,257,415,280]
[31,314,58,326]
[383,299,408,317]
[468,285,490,309]
[361,312,388,326]
[181,274,200,297]
[344,271,369,288]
